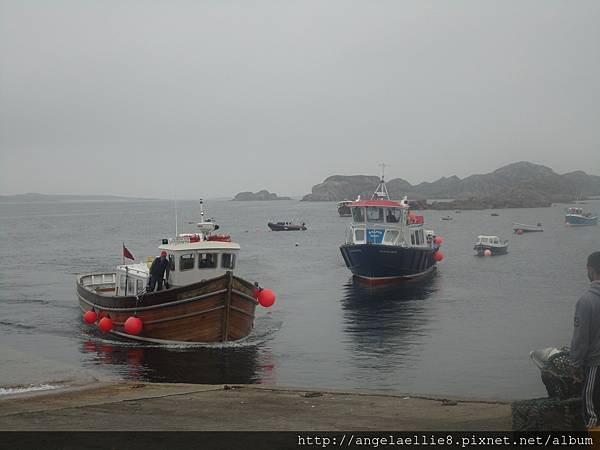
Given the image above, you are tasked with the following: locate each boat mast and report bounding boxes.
[372,162,390,200]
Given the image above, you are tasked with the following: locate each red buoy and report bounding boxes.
[433,236,444,246]
[124,316,143,335]
[433,251,444,262]
[484,249,492,257]
[83,310,97,324]
[257,288,276,307]
[98,316,113,332]
[516,229,524,235]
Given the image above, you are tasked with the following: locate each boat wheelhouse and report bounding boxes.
[565,207,598,226]
[77,206,272,344]
[473,235,509,256]
[339,172,442,285]
[337,200,353,217]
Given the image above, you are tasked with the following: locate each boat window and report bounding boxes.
[168,254,175,271]
[384,230,399,243]
[127,279,135,295]
[221,253,236,269]
[352,207,365,222]
[136,279,143,293]
[411,232,415,245]
[366,207,383,222]
[385,208,401,223]
[354,229,365,243]
[119,276,126,293]
[198,253,217,269]
[419,230,424,244]
[179,253,195,271]
[414,230,422,245]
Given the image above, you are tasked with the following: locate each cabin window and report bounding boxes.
[354,229,365,243]
[385,208,401,223]
[198,253,217,269]
[168,254,175,271]
[119,276,126,293]
[384,230,399,244]
[136,279,143,292]
[221,253,236,269]
[179,253,195,271]
[366,207,383,222]
[410,232,415,245]
[352,207,365,222]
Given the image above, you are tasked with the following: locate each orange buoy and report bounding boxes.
[98,316,113,332]
[257,288,276,307]
[83,310,97,324]
[124,316,143,335]
[484,249,492,257]
[433,251,444,262]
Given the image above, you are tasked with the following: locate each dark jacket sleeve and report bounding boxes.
[149,258,158,276]
[571,296,591,368]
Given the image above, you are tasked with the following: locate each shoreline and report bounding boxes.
[0,381,512,431]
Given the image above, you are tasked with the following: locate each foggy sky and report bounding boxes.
[1,1,599,199]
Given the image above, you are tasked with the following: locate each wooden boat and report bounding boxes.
[77,204,273,344]
[474,235,509,256]
[267,221,307,231]
[513,222,543,233]
[77,270,257,343]
[337,200,353,217]
[340,168,443,285]
[441,215,453,221]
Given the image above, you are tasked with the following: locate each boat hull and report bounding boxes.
[565,215,598,226]
[267,222,306,231]
[77,272,257,343]
[474,244,509,256]
[513,223,543,232]
[339,244,437,285]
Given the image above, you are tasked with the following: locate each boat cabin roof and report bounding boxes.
[478,235,500,240]
[159,241,240,252]
[352,199,405,208]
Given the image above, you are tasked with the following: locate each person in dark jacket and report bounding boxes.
[570,251,600,429]
[148,251,170,292]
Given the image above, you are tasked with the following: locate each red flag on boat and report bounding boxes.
[123,243,135,260]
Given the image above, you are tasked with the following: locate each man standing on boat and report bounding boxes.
[148,251,170,292]
[570,251,600,429]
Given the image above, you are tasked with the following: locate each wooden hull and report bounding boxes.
[77,272,257,343]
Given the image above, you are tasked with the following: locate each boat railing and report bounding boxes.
[80,272,116,288]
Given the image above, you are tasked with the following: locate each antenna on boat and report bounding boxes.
[372,162,390,200]
[199,198,204,221]
[174,192,178,236]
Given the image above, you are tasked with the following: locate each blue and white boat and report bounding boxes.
[339,174,443,286]
[565,207,598,226]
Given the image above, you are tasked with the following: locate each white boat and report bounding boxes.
[513,222,543,233]
[474,235,509,256]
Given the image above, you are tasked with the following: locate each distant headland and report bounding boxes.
[302,162,600,209]
[0,193,156,203]
[232,190,291,201]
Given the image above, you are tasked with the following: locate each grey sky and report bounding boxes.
[1,1,599,199]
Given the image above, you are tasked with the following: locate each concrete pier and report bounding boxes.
[0,382,512,431]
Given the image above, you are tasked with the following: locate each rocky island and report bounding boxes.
[232,190,291,201]
[302,162,600,210]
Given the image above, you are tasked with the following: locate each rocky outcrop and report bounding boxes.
[302,162,600,209]
[232,190,291,201]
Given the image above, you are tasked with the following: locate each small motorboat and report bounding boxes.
[513,222,543,233]
[441,215,453,221]
[267,221,307,231]
[474,235,509,256]
[491,213,499,217]
[565,207,598,226]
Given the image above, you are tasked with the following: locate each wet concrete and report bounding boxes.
[0,382,512,430]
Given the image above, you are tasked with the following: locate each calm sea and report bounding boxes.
[1,198,598,400]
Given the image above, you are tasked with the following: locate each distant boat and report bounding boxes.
[455,210,462,214]
[337,200,353,217]
[491,213,499,217]
[474,235,509,256]
[441,216,453,221]
[268,221,307,231]
[565,207,598,226]
[513,222,543,233]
